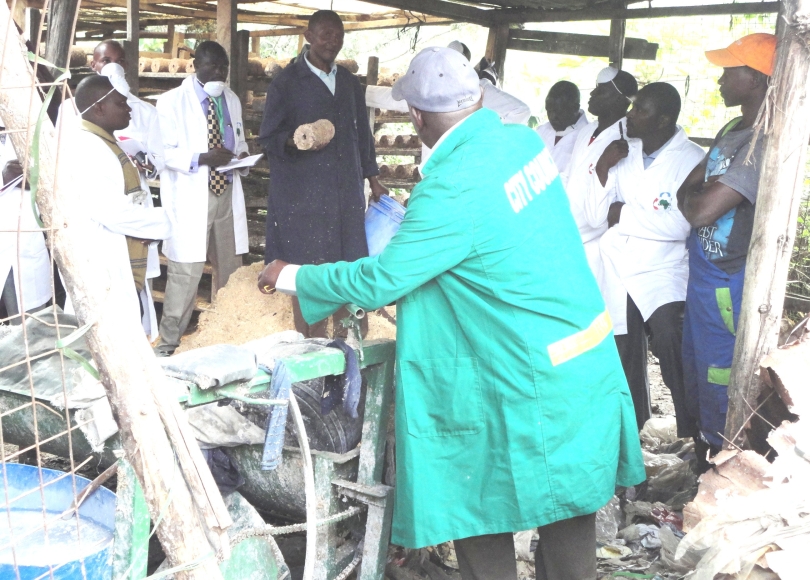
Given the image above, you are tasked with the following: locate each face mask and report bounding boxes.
[99,63,131,97]
[203,81,226,98]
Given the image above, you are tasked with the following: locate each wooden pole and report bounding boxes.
[233,30,249,104]
[250,36,260,57]
[608,18,626,69]
[217,0,237,86]
[0,7,227,578]
[25,7,40,45]
[485,24,509,88]
[724,0,810,448]
[44,0,80,71]
[164,23,175,55]
[124,0,139,96]
[366,55,379,133]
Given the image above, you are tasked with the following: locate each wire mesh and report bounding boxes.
[0,1,114,579]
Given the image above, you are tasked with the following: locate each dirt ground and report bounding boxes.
[649,353,676,418]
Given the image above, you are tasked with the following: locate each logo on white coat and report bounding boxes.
[504,149,559,214]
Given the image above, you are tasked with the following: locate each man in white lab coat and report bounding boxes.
[0,158,51,324]
[562,67,637,289]
[155,41,250,356]
[58,40,166,338]
[63,76,171,332]
[535,81,589,173]
[582,83,705,432]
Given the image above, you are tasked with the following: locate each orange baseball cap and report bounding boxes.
[705,33,777,76]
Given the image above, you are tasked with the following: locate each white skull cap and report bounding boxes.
[447,40,466,55]
[596,66,619,84]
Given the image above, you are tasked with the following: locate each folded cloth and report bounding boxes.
[322,339,361,419]
[261,360,292,471]
[159,344,257,389]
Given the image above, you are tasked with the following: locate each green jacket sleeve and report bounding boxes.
[296,177,474,324]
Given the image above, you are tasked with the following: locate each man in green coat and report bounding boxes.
[259,47,645,580]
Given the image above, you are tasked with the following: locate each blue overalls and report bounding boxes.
[682,232,745,449]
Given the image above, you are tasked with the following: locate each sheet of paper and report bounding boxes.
[117,137,147,157]
[216,153,264,172]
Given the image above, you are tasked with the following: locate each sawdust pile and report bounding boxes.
[177,262,397,353]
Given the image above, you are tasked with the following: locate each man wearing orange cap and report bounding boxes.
[676,33,776,466]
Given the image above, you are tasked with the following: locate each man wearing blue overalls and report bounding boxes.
[676,33,776,468]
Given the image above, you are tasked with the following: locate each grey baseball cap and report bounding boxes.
[392,47,482,113]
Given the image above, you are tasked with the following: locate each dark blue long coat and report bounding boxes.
[258,56,379,265]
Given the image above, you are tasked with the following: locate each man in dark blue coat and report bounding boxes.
[259,9,386,337]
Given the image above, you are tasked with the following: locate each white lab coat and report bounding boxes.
[59,96,167,337]
[0,125,51,314]
[156,76,249,263]
[60,128,172,339]
[535,110,590,174]
[561,118,626,288]
[581,127,705,334]
[0,184,51,313]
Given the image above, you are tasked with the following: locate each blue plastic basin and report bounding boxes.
[365,195,406,257]
[0,463,116,580]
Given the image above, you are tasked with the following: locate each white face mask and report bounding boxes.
[203,81,227,98]
[99,62,131,97]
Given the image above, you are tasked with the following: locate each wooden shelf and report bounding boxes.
[375,113,411,125]
[380,179,419,190]
[375,147,421,157]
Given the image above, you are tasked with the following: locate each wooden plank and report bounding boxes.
[44,0,80,70]
[508,29,658,61]
[217,0,237,84]
[724,0,810,448]
[233,29,250,104]
[609,18,626,69]
[124,0,139,96]
[486,24,510,88]
[492,1,781,24]
[353,0,490,26]
[367,55,379,133]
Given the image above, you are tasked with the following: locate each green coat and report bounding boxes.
[296,109,645,548]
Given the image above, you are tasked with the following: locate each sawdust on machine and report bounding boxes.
[177,262,397,353]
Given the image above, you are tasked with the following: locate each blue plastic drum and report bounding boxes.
[365,195,406,257]
[0,463,117,580]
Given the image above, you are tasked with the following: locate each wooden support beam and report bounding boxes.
[11,0,27,33]
[357,0,490,26]
[125,0,139,96]
[608,18,626,69]
[25,7,41,44]
[44,0,80,70]
[724,0,810,448]
[244,15,453,38]
[217,0,237,86]
[485,24,510,88]
[233,29,249,105]
[492,1,781,24]
[367,55,379,133]
[508,29,658,61]
[164,23,175,55]
[250,35,260,56]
